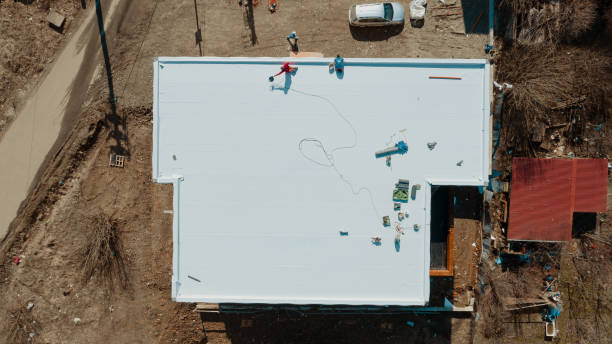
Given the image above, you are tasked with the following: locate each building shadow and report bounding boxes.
[349,24,404,41]
[204,312,454,344]
[460,0,489,35]
[453,186,482,220]
[429,277,455,306]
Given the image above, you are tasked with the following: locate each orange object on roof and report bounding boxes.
[508,158,608,242]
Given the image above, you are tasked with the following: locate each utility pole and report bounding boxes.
[194,0,203,56]
[95,0,116,114]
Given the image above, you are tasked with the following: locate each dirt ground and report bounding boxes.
[453,219,481,306]
[0,0,83,138]
[0,0,492,343]
[471,28,612,344]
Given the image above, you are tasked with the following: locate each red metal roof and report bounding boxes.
[508,158,608,242]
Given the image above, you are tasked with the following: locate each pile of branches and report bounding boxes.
[561,241,612,342]
[495,45,609,154]
[559,0,599,41]
[503,0,600,44]
[78,213,128,289]
[499,0,546,15]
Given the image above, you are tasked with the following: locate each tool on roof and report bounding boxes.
[395,223,405,235]
[429,76,462,80]
[395,223,405,250]
[411,184,421,200]
[382,216,391,227]
[395,179,410,190]
[393,179,410,202]
[393,188,409,202]
[375,140,408,158]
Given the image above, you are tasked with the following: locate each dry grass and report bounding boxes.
[5,307,39,344]
[499,0,544,15]
[480,280,507,340]
[78,213,128,289]
[508,0,600,45]
[495,45,610,153]
[559,241,612,343]
[560,0,599,41]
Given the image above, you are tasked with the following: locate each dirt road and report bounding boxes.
[0,0,120,240]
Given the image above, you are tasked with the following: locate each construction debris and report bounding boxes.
[109,154,125,168]
[375,141,408,158]
[409,0,427,27]
[47,10,66,31]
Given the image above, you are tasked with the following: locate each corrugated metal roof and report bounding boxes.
[574,159,608,212]
[508,158,608,242]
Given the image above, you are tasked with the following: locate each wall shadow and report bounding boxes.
[205,312,454,344]
[453,186,482,220]
[460,0,489,35]
[349,24,404,41]
[431,186,450,269]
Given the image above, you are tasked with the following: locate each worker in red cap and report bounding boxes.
[269,62,297,81]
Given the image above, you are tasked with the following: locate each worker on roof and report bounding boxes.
[334,55,344,73]
[273,62,297,77]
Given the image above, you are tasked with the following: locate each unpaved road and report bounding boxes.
[0,0,121,240]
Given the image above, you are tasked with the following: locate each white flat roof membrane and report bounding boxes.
[153,57,490,306]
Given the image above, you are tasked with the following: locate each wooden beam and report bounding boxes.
[194,303,220,313]
[430,227,454,277]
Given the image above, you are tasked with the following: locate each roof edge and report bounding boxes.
[155,56,490,68]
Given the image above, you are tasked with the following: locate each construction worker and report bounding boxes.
[334,55,344,73]
[286,31,298,52]
[272,62,297,78]
[268,0,277,12]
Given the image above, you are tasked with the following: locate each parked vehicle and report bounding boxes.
[348,2,405,27]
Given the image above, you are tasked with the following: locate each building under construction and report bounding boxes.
[152,57,491,307]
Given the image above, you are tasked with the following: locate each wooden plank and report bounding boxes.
[502,296,551,311]
[290,51,324,58]
[195,303,220,313]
